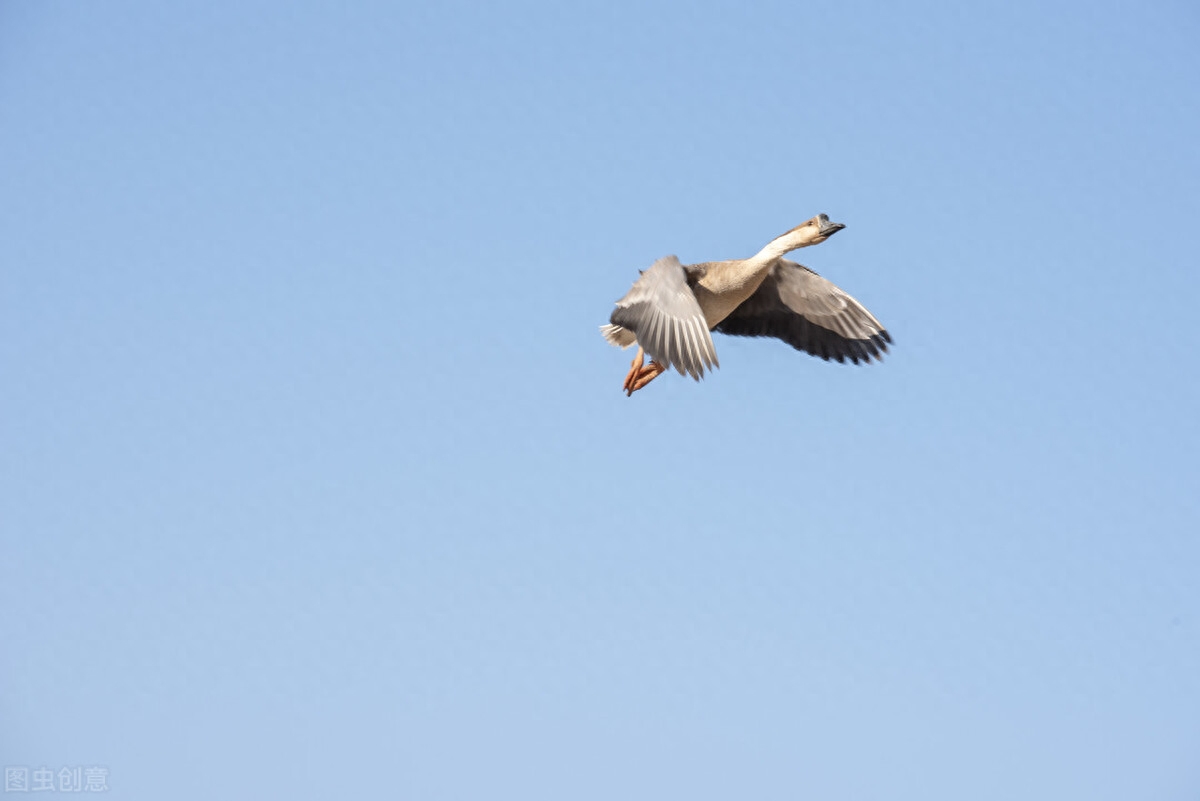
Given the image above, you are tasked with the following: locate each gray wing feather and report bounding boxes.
[715,259,891,364]
[608,255,719,380]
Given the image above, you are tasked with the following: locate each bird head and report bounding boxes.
[783,213,845,247]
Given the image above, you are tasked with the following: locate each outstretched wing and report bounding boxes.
[715,259,891,364]
[608,255,719,381]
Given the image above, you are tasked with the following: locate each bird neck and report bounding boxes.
[745,228,814,270]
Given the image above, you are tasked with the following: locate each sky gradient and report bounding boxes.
[3,1,1199,798]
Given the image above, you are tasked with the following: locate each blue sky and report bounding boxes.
[3,1,1198,798]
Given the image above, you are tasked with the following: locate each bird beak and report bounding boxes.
[818,216,845,238]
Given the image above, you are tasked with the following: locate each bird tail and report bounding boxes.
[599,323,636,349]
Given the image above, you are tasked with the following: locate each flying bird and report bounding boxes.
[601,214,891,395]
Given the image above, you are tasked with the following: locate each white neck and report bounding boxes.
[745,227,817,270]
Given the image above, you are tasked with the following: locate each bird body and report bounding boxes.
[602,214,890,395]
[690,259,777,325]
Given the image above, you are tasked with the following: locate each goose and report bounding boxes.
[601,214,891,395]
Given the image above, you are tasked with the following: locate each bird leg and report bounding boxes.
[622,348,667,396]
[622,347,646,394]
[627,361,666,395]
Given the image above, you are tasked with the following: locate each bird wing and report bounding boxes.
[714,259,891,364]
[608,255,719,380]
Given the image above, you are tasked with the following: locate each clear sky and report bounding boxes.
[3,1,1198,798]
